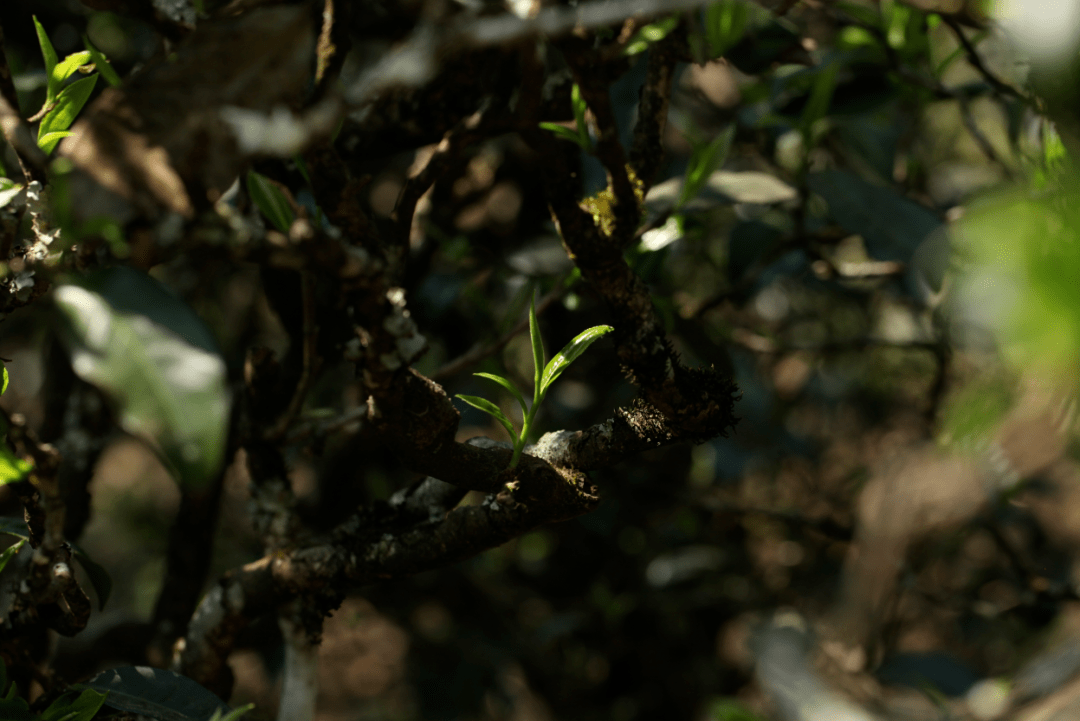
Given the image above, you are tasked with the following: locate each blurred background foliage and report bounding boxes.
[3,0,1080,718]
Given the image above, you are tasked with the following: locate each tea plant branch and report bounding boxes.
[455,296,613,468]
[629,33,679,192]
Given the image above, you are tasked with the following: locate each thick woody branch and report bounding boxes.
[176,453,599,694]
[629,36,678,192]
[527,129,738,438]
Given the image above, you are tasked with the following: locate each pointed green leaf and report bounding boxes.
[37,131,74,152]
[38,74,98,154]
[1,363,7,395]
[71,541,112,611]
[0,539,25,576]
[528,296,545,394]
[34,16,59,103]
[41,688,109,721]
[210,703,255,721]
[0,517,29,540]
[474,372,529,417]
[540,325,613,396]
[0,447,32,486]
[83,36,122,88]
[539,122,589,149]
[455,395,516,442]
[246,170,295,233]
[52,51,93,91]
[80,667,230,721]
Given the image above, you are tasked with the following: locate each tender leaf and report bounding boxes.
[51,51,93,94]
[540,325,614,396]
[0,539,25,576]
[208,703,255,721]
[474,372,529,417]
[0,448,32,486]
[84,36,122,88]
[528,296,545,394]
[81,667,230,721]
[0,178,22,210]
[34,16,59,103]
[38,74,98,154]
[539,122,588,149]
[455,395,516,443]
[38,131,74,150]
[624,15,679,55]
[53,267,231,493]
[246,170,295,233]
[1,363,7,395]
[71,541,112,611]
[41,688,109,721]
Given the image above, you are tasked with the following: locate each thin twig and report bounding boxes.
[941,16,1035,107]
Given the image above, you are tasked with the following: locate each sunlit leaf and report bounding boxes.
[40,687,108,721]
[34,16,59,103]
[84,36,122,88]
[37,131,74,152]
[0,448,32,486]
[38,75,98,154]
[455,395,516,442]
[51,51,93,95]
[81,667,231,721]
[474,372,529,417]
[539,122,589,149]
[0,363,7,395]
[624,15,679,56]
[53,267,231,493]
[209,703,255,721]
[540,325,613,396]
[246,170,295,233]
[529,296,545,393]
[0,539,25,576]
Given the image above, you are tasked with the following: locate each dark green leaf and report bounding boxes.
[0,694,33,721]
[53,267,230,493]
[678,125,736,209]
[34,16,59,103]
[71,541,112,611]
[705,0,753,58]
[0,539,25,576]
[0,448,32,486]
[81,667,230,721]
[528,296,545,394]
[807,169,941,265]
[246,170,295,233]
[455,395,516,442]
[540,325,613,396]
[84,36,122,88]
[41,688,109,721]
[38,74,98,154]
[474,372,529,418]
[0,517,29,539]
[800,61,839,133]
